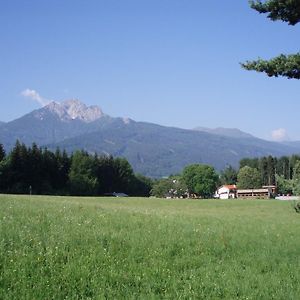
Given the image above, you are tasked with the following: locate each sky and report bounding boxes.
[0,0,299,141]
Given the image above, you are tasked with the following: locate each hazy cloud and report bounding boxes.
[21,89,51,106]
[271,128,289,142]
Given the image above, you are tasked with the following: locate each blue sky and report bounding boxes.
[0,0,299,141]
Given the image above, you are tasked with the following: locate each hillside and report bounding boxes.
[193,127,254,139]
[1,99,300,177]
[48,120,298,177]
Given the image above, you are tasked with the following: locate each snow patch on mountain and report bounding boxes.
[122,117,132,125]
[39,99,104,123]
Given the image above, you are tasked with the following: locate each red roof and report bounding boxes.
[224,185,237,190]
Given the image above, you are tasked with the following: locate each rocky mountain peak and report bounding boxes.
[43,99,104,123]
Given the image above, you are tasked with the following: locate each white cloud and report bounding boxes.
[271,128,289,142]
[20,89,51,106]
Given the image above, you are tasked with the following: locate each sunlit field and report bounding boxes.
[1,194,300,299]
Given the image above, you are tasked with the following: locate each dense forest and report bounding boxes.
[0,141,152,196]
[237,155,300,195]
[1,141,300,197]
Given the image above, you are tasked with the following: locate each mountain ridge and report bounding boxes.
[48,121,298,177]
[1,99,300,177]
[193,127,254,139]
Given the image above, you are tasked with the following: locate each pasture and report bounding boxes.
[0,195,300,299]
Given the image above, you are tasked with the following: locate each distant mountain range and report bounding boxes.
[1,99,300,177]
[193,127,254,139]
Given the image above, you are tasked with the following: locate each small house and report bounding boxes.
[215,185,237,199]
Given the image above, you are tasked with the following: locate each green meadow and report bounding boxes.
[0,195,300,299]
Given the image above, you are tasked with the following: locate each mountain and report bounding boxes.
[1,99,300,177]
[282,141,300,149]
[48,121,300,177]
[0,99,113,150]
[43,100,104,123]
[194,127,254,139]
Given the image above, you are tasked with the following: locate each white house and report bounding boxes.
[215,185,237,199]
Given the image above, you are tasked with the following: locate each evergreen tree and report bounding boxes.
[239,157,260,169]
[250,0,300,25]
[0,144,6,192]
[242,0,300,79]
[7,141,29,193]
[27,143,43,194]
[220,165,238,185]
[276,156,290,179]
[289,154,300,179]
[266,155,276,185]
[292,161,300,195]
[112,157,136,194]
[41,148,60,194]
[259,157,269,185]
[0,144,5,162]
[54,148,71,193]
[69,151,99,196]
[95,155,115,194]
[132,174,153,197]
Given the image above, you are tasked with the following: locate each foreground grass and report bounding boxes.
[0,195,300,299]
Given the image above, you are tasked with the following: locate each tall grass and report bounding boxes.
[0,195,299,299]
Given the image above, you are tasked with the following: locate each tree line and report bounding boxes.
[0,141,152,196]
[216,154,300,196]
[151,154,300,198]
[1,141,300,198]
[219,155,300,186]
[0,141,227,199]
[236,155,300,195]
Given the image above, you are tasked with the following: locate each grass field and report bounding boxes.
[0,195,300,299]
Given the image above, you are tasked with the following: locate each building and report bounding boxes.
[237,186,276,199]
[237,188,269,198]
[215,185,237,199]
[215,185,276,199]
